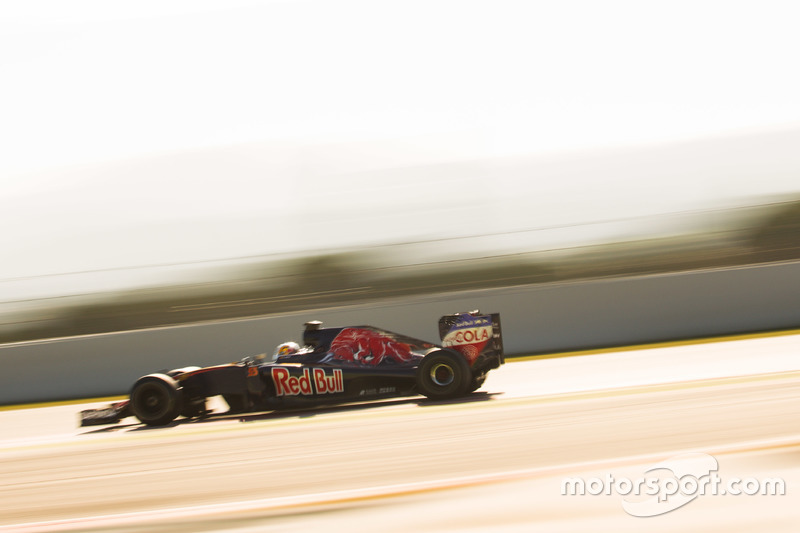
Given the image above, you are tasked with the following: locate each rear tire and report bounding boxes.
[130,374,182,426]
[416,349,471,400]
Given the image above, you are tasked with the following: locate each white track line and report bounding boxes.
[4,435,798,532]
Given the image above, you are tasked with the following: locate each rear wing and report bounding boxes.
[438,311,504,369]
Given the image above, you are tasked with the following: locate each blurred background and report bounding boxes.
[2,0,800,344]
[3,4,800,531]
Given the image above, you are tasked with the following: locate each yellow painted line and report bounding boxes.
[512,327,800,362]
[0,396,126,412]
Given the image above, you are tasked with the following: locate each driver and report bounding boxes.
[273,341,301,361]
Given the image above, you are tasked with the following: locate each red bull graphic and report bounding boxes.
[312,368,343,394]
[271,367,344,397]
[441,314,493,364]
[330,328,418,365]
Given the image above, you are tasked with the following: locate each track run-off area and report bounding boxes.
[1,331,798,532]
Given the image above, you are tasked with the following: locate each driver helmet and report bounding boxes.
[273,341,300,360]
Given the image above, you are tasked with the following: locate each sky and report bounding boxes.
[2,0,800,298]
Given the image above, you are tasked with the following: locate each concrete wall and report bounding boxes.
[2,261,799,404]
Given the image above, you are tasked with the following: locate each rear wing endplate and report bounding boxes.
[438,311,503,367]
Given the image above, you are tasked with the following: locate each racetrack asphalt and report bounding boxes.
[1,332,798,532]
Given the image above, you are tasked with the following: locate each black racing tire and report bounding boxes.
[415,349,471,400]
[130,373,182,426]
[467,372,487,393]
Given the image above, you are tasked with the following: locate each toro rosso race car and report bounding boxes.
[80,311,504,427]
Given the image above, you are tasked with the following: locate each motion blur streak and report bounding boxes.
[1,336,798,532]
[3,196,800,345]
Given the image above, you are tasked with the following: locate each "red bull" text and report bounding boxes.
[271,367,344,397]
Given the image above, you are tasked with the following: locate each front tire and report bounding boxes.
[416,349,471,400]
[130,373,182,426]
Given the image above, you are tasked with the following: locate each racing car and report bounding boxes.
[80,311,504,427]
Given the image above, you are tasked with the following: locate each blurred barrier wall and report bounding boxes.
[1,261,799,404]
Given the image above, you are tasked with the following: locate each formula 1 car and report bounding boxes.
[80,311,504,427]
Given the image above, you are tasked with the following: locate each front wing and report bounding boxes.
[79,401,130,426]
